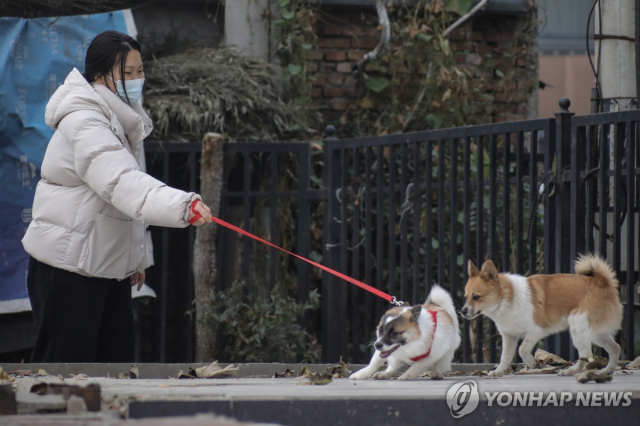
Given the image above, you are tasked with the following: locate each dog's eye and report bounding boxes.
[389,330,398,337]
[473,295,481,301]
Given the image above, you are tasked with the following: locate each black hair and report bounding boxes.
[82,30,142,105]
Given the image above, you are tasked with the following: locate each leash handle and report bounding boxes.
[188,200,202,224]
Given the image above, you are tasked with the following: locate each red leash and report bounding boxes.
[189,200,400,304]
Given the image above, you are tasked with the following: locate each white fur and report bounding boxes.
[350,286,461,381]
[478,273,553,376]
[427,285,459,333]
[478,273,619,377]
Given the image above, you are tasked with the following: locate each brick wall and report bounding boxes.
[309,7,538,127]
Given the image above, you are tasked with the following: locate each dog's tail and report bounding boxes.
[574,253,619,289]
[426,285,460,334]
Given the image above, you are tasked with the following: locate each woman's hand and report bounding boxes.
[188,200,213,226]
[131,271,145,291]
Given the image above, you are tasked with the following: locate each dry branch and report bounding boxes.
[355,0,390,80]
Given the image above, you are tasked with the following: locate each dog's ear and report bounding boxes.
[410,305,422,318]
[481,260,498,280]
[468,260,480,277]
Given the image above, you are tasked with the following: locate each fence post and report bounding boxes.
[322,125,346,362]
[554,97,575,361]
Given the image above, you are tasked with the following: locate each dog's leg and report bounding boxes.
[559,314,593,376]
[518,330,544,370]
[489,333,519,377]
[350,351,385,380]
[373,357,403,380]
[592,332,620,375]
[427,348,455,380]
[398,359,431,381]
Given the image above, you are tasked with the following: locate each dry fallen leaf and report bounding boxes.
[69,373,89,380]
[325,357,352,378]
[0,366,14,382]
[37,369,49,376]
[168,370,196,379]
[297,366,333,385]
[298,366,309,377]
[534,349,568,366]
[117,366,139,380]
[576,370,613,383]
[625,356,640,369]
[470,370,489,377]
[303,371,333,386]
[585,356,608,370]
[515,366,558,375]
[274,369,295,379]
[195,361,239,379]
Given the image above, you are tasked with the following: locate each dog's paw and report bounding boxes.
[488,369,504,377]
[349,369,372,380]
[429,371,444,380]
[373,371,394,380]
[557,368,576,377]
[398,372,416,381]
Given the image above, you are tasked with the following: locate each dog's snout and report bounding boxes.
[374,342,383,351]
[461,307,468,315]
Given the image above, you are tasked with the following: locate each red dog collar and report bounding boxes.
[409,310,438,363]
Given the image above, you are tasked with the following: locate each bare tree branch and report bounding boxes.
[402,62,433,132]
[355,0,390,80]
[443,0,491,39]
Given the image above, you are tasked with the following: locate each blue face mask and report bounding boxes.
[107,75,145,105]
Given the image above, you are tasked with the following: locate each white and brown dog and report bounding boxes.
[462,254,623,377]
[350,285,461,381]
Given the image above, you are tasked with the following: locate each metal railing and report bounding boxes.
[323,99,640,363]
[322,117,556,363]
[143,99,640,364]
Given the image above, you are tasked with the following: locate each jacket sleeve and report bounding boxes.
[137,144,155,272]
[71,115,199,228]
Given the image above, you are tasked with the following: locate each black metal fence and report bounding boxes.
[142,141,324,362]
[323,100,640,364]
[216,142,323,319]
[142,142,200,362]
[144,100,640,364]
[322,117,554,363]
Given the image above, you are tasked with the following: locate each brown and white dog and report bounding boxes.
[350,285,461,381]
[462,254,623,377]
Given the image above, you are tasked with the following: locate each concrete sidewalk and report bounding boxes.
[1,364,639,426]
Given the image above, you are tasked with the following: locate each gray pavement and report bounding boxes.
[1,364,639,426]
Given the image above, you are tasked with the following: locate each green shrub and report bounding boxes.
[202,279,321,363]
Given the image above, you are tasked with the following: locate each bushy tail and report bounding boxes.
[426,285,459,334]
[574,253,619,289]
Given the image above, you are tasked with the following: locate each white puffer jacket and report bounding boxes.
[22,68,199,280]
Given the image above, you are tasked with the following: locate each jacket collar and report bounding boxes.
[93,83,153,149]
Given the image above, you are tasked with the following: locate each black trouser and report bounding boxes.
[27,256,135,363]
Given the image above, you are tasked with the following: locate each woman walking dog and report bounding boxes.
[22,30,212,363]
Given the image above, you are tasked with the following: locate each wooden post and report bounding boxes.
[193,132,224,362]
